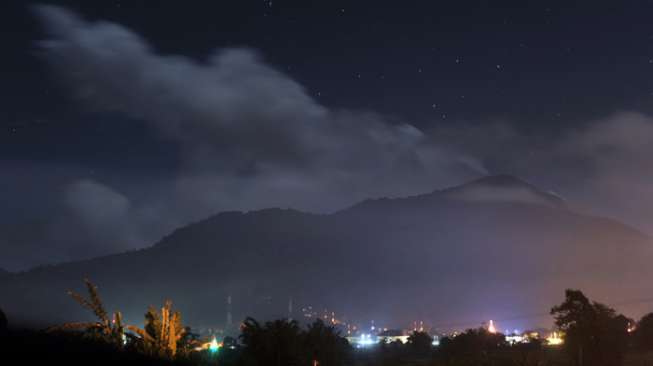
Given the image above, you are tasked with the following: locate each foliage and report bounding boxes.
[303,319,351,366]
[239,317,350,366]
[438,327,507,364]
[550,289,630,366]
[127,300,188,359]
[634,312,653,350]
[0,306,7,334]
[4,328,182,366]
[240,317,303,366]
[406,330,432,355]
[49,279,126,347]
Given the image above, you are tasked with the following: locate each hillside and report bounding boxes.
[2,175,652,330]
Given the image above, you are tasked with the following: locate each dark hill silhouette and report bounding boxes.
[2,175,652,330]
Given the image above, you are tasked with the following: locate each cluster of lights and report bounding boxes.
[545,332,563,346]
[483,320,564,347]
[358,333,377,346]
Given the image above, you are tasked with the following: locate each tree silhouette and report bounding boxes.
[551,289,630,366]
[49,279,126,347]
[439,327,507,364]
[303,319,350,366]
[239,318,350,366]
[406,331,432,355]
[240,317,303,366]
[0,307,7,334]
[127,300,188,359]
[634,312,653,350]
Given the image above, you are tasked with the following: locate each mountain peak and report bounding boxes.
[441,174,566,209]
[462,174,532,188]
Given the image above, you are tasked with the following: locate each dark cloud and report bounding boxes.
[428,112,653,234]
[36,6,483,205]
[3,5,650,271]
[6,5,484,270]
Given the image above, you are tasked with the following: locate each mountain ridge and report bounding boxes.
[2,175,652,329]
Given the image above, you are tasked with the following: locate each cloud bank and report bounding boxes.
[21,5,485,268]
[6,5,652,270]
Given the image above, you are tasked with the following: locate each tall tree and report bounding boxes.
[303,319,351,366]
[634,312,653,350]
[239,318,350,366]
[551,289,630,366]
[127,300,188,359]
[439,327,507,364]
[49,279,125,347]
[240,317,303,366]
[407,331,432,355]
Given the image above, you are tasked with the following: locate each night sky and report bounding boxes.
[3,0,653,270]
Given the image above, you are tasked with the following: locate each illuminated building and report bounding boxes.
[432,335,440,346]
[505,334,526,344]
[378,329,409,344]
[346,333,379,348]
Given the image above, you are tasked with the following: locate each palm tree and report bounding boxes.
[48,278,125,347]
[304,319,350,366]
[127,300,187,359]
[240,317,303,366]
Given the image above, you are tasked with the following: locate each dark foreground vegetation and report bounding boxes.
[4,284,653,366]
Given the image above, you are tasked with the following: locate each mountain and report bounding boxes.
[2,175,652,330]
[440,174,566,208]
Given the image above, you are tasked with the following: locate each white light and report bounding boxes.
[488,320,497,334]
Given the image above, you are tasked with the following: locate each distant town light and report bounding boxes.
[209,336,221,353]
[628,323,637,333]
[488,320,497,334]
[546,332,563,346]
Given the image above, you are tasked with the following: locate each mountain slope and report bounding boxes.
[2,176,651,330]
